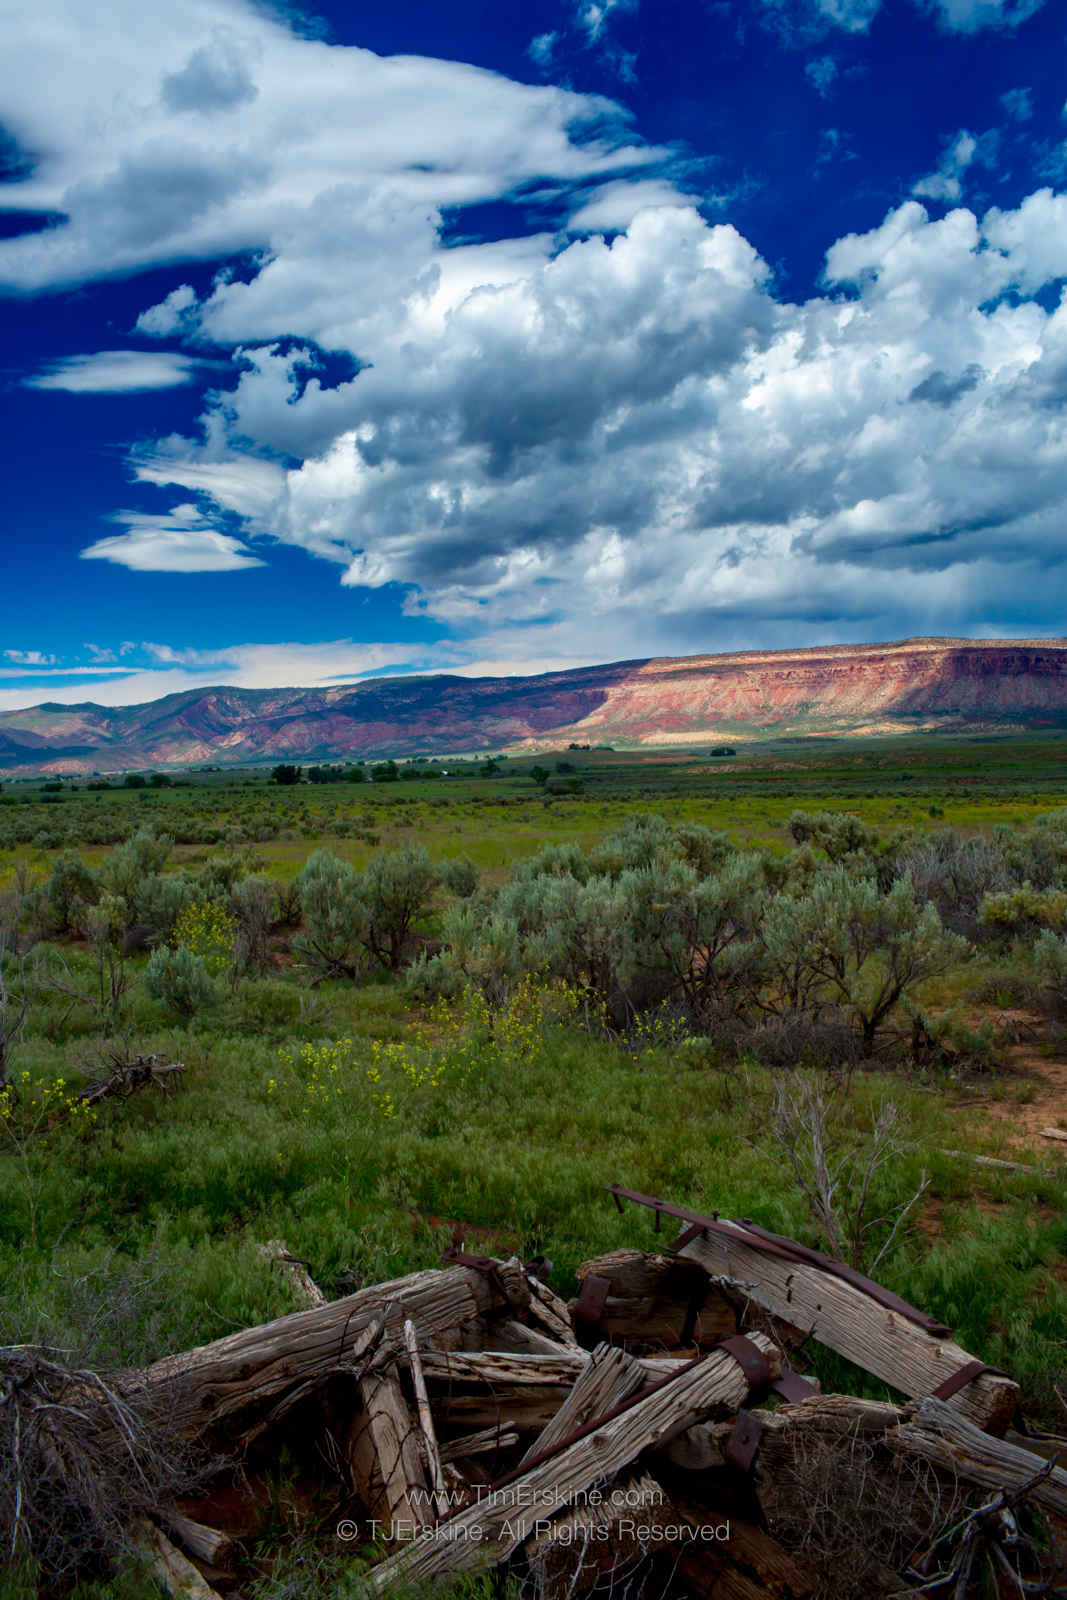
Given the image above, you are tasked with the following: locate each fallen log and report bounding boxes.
[675,1223,1018,1431]
[888,1394,1067,1522]
[347,1366,431,1542]
[157,1512,235,1572]
[127,1261,516,1441]
[438,1425,521,1464]
[133,1518,223,1600]
[937,1147,1044,1176]
[712,1393,908,1524]
[490,1319,574,1356]
[76,1054,185,1108]
[420,1349,687,1430]
[419,1349,687,1388]
[517,1342,647,1468]
[572,1249,738,1349]
[524,1274,580,1349]
[367,1330,783,1592]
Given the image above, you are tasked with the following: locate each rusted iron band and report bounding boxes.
[717,1334,772,1391]
[930,1359,1007,1402]
[572,1272,612,1330]
[440,1249,523,1318]
[723,1409,764,1472]
[772,1368,820,1403]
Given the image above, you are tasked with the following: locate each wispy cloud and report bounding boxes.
[3,649,56,666]
[527,30,558,69]
[805,54,839,96]
[527,0,638,82]
[1000,85,1033,121]
[80,505,264,572]
[912,129,981,201]
[921,0,1046,33]
[23,350,209,393]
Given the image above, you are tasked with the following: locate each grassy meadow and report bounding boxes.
[3,734,1067,1597]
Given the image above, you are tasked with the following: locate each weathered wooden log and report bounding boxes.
[128,1262,509,1441]
[157,1512,235,1572]
[937,1147,1043,1176]
[1005,1427,1067,1465]
[668,1507,817,1600]
[403,1319,448,1519]
[419,1349,686,1388]
[420,1349,686,1430]
[439,1425,521,1464]
[888,1394,1067,1522]
[710,1394,906,1525]
[133,1518,223,1600]
[517,1342,646,1468]
[367,1330,783,1592]
[490,1318,573,1356]
[256,1239,327,1310]
[676,1228,1019,1431]
[523,1469,670,1592]
[573,1249,738,1349]
[348,1363,431,1542]
[524,1274,580,1348]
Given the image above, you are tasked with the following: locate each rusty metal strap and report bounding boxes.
[772,1368,820,1404]
[603,1184,951,1337]
[673,1222,706,1253]
[723,1409,764,1472]
[716,1334,772,1392]
[572,1272,612,1330]
[930,1360,1008,1402]
[440,1249,522,1317]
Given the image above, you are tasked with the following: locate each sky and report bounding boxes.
[2,0,1067,712]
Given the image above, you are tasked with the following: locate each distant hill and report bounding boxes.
[4,637,1067,774]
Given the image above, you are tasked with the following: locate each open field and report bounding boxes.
[3,736,1067,1597]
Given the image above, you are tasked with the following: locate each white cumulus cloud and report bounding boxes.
[5,0,1067,669]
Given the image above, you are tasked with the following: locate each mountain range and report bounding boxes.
[4,637,1067,775]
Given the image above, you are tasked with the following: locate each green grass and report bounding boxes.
[4,960,1065,1389]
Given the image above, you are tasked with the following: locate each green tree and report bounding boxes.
[761,868,967,1055]
[144,944,217,1020]
[45,850,98,934]
[358,844,437,970]
[296,850,368,980]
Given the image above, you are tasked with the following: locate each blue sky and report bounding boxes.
[2,0,1067,711]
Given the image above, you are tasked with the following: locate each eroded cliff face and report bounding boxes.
[560,641,1067,742]
[3,639,1067,772]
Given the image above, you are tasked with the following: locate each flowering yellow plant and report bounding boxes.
[0,1069,98,1145]
[272,975,586,1125]
[174,898,237,974]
